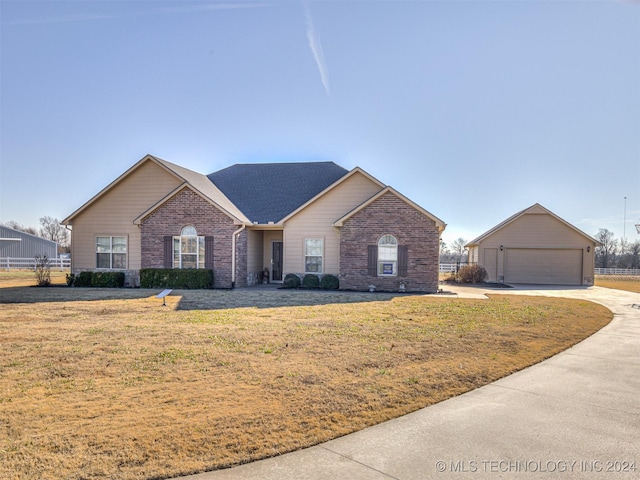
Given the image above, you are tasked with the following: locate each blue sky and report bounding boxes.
[1,0,639,246]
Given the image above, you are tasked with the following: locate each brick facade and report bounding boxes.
[339,192,440,293]
[140,188,244,288]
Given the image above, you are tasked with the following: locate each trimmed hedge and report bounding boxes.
[302,274,320,289]
[91,271,125,288]
[74,271,93,287]
[320,274,339,290]
[140,268,214,289]
[69,271,125,288]
[282,273,301,289]
[282,273,340,290]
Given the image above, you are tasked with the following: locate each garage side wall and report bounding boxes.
[476,213,595,285]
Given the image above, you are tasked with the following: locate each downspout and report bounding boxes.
[65,225,72,272]
[231,224,246,288]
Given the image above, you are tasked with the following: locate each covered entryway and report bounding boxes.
[504,248,583,285]
[244,228,283,285]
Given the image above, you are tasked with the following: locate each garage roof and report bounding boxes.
[465,203,600,247]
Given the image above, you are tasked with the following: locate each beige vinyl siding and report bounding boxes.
[70,160,182,271]
[483,248,498,282]
[484,213,589,248]
[475,210,595,285]
[283,172,382,274]
[246,229,263,274]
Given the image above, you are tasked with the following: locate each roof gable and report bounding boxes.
[207,162,349,224]
[279,167,385,223]
[333,186,446,231]
[465,203,599,247]
[133,184,245,225]
[63,155,185,224]
[63,155,249,225]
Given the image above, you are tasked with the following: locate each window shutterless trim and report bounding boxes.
[304,238,324,274]
[95,235,127,270]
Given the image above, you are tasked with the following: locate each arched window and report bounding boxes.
[378,234,398,276]
[173,226,205,269]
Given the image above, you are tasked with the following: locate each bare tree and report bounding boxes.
[628,240,640,269]
[451,238,468,263]
[34,254,51,287]
[5,220,38,236]
[595,228,618,268]
[39,216,69,248]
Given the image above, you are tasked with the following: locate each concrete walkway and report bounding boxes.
[176,286,640,480]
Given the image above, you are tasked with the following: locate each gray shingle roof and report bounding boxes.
[207,162,349,223]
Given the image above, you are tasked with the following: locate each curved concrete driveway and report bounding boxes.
[177,286,640,480]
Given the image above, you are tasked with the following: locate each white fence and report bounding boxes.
[442,264,639,276]
[440,263,467,272]
[0,257,71,270]
[594,268,640,276]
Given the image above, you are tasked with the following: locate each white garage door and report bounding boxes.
[505,248,583,285]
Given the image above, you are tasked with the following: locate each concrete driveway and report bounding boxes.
[177,286,640,480]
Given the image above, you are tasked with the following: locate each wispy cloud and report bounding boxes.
[8,12,127,25]
[303,1,331,98]
[159,3,270,15]
[8,2,270,26]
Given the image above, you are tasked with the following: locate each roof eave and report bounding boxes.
[133,184,248,226]
[63,154,181,225]
[333,186,446,230]
[465,203,600,247]
[279,166,385,223]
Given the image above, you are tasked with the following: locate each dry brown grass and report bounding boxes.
[0,277,612,480]
[0,270,68,288]
[595,275,640,293]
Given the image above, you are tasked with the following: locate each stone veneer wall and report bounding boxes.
[339,192,440,293]
[234,229,248,288]
[140,188,244,288]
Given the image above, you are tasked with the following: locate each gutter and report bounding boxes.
[231,224,247,288]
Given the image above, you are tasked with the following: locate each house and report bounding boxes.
[465,203,598,286]
[63,155,446,292]
[0,224,58,259]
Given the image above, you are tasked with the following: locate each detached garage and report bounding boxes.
[466,204,598,286]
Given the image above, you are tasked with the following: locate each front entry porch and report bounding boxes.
[245,228,284,286]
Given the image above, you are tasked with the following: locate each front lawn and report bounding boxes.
[595,275,640,293]
[0,283,611,479]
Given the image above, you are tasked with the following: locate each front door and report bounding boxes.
[271,241,283,282]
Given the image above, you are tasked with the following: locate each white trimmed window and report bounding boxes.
[304,238,323,273]
[378,234,398,276]
[173,226,205,269]
[96,236,127,269]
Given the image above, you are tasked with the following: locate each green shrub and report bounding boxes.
[282,273,301,289]
[91,271,125,288]
[74,271,93,287]
[69,271,126,288]
[320,274,339,290]
[140,269,214,289]
[455,265,488,284]
[302,274,320,289]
